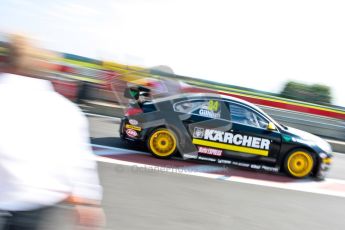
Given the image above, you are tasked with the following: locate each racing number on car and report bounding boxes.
[208,100,219,112]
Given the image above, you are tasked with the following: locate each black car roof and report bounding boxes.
[146,92,283,130]
[151,92,263,112]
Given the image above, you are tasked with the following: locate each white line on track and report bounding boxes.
[92,144,147,154]
[93,144,345,198]
[326,139,345,146]
[85,112,121,121]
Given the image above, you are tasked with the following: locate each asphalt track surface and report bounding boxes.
[88,115,345,230]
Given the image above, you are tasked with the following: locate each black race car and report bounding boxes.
[120,88,332,179]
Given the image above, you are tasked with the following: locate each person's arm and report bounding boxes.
[65,110,105,227]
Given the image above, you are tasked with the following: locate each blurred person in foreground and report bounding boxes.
[0,34,104,229]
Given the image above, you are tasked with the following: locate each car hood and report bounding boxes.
[283,126,332,153]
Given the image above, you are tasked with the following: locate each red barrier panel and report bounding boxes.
[51,79,79,101]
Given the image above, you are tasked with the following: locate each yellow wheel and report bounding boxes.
[284,150,315,178]
[147,128,177,158]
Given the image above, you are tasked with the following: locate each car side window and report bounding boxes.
[174,99,221,119]
[174,100,206,113]
[255,114,269,129]
[229,103,268,128]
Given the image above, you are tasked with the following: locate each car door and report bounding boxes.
[222,101,281,162]
[173,97,233,158]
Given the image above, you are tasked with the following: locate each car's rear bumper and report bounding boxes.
[120,117,146,142]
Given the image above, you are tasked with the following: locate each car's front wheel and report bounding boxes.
[147,128,177,159]
[284,149,315,178]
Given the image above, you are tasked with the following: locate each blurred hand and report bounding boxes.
[75,205,106,229]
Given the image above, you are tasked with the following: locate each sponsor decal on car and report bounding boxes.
[125,124,142,131]
[197,156,217,162]
[126,129,138,138]
[193,127,205,138]
[197,100,221,118]
[198,146,222,156]
[282,134,297,143]
[129,119,139,125]
[183,153,198,159]
[217,159,279,172]
[199,109,220,118]
[192,127,270,156]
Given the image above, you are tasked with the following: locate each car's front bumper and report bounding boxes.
[315,154,332,180]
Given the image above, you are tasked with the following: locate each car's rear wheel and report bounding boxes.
[284,149,315,178]
[147,128,177,159]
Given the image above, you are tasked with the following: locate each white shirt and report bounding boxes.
[0,73,102,211]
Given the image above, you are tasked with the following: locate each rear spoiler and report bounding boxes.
[124,86,151,100]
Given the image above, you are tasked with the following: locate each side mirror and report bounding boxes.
[267,122,276,131]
